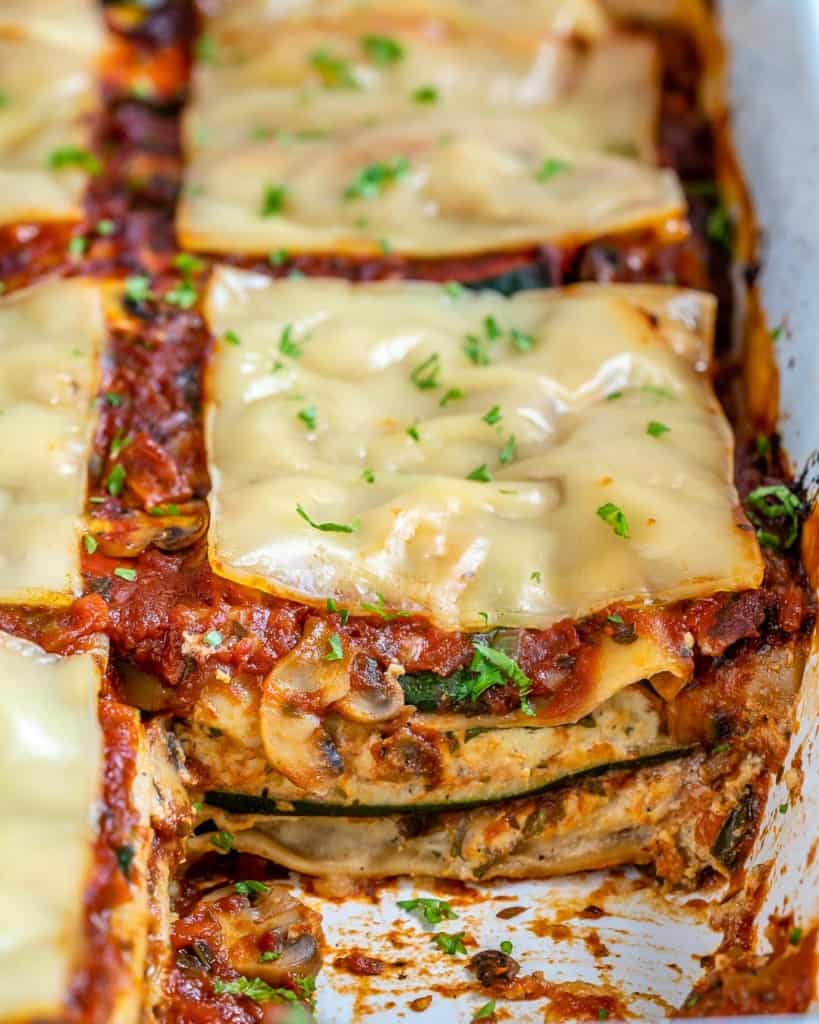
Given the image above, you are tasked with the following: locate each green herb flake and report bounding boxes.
[756,434,770,457]
[789,927,803,946]
[297,406,318,430]
[109,433,131,458]
[68,235,87,258]
[114,567,137,582]
[203,630,223,648]
[597,502,630,539]
[296,504,359,533]
[440,388,465,407]
[607,613,624,626]
[473,1001,496,1021]
[443,282,465,299]
[413,85,438,104]
[279,324,303,358]
[598,1009,609,1021]
[746,484,801,550]
[483,315,502,341]
[430,931,468,956]
[499,940,513,954]
[310,48,359,89]
[407,423,421,442]
[530,571,541,583]
[536,157,572,182]
[96,219,116,236]
[83,534,98,555]
[165,278,198,307]
[464,333,490,366]
[261,184,287,217]
[509,327,534,353]
[269,249,290,267]
[706,203,733,250]
[48,146,101,175]
[362,34,404,65]
[224,330,241,347]
[467,464,492,483]
[115,844,135,879]
[104,392,123,407]
[482,405,502,425]
[397,896,457,926]
[173,252,205,275]
[646,420,671,437]
[124,275,152,303]
[410,353,441,390]
[343,156,409,200]
[296,976,316,1003]
[470,641,534,716]
[498,434,517,465]
[106,463,126,497]
[212,976,296,1003]
[779,803,789,814]
[606,390,623,401]
[324,632,344,661]
[361,592,410,621]
[149,503,180,516]
[259,951,282,963]
[234,879,270,896]
[195,33,218,63]
[210,829,234,853]
[362,468,375,483]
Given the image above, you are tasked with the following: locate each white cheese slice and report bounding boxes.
[179,12,683,256]
[0,5,102,227]
[204,269,763,631]
[0,279,104,604]
[0,631,103,1022]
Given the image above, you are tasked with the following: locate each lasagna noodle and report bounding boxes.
[0,631,103,1023]
[204,270,762,634]
[0,4,102,227]
[179,12,682,256]
[0,279,104,604]
[202,0,612,39]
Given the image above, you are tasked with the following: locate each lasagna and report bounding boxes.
[0,0,813,1019]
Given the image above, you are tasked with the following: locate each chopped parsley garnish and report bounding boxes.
[343,157,409,200]
[746,484,801,550]
[706,202,732,249]
[210,829,234,852]
[259,951,282,963]
[114,567,137,582]
[536,157,572,182]
[430,932,468,956]
[361,34,404,65]
[164,280,198,309]
[530,571,542,583]
[96,219,116,236]
[279,324,303,357]
[234,879,270,896]
[779,803,789,814]
[646,420,671,437]
[410,353,441,390]
[212,976,297,1003]
[48,146,101,176]
[509,327,534,352]
[597,502,630,538]
[203,630,223,648]
[474,1001,496,1020]
[397,897,457,925]
[261,184,287,216]
[269,249,290,267]
[607,614,624,626]
[407,423,421,442]
[297,406,318,430]
[115,844,134,878]
[484,316,502,340]
[106,463,126,497]
[296,976,316,1003]
[109,433,131,458]
[464,333,490,366]
[224,330,241,347]
[326,598,350,625]
[440,388,465,407]
[598,1009,609,1021]
[789,927,803,946]
[124,275,152,303]
[174,252,205,275]
[195,33,218,63]
[83,534,98,555]
[310,49,359,89]
[296,504,359,533]
[606,390,623,401]
[470,641,534,715]
[498,434,517,465]
[68,235,87,258]
[361,592,410,620]
[413,85,438,104]
[104,392,123,407]
[443,282,465,299]
[642,384,675,399]
[467,464,492,482]
[362,468,375,483]
[464,317,535,365]
[770,322,785,342]
[500,940,513,954]
[483,405,502,425]
[149,503,180,516]
[324,632,344,661]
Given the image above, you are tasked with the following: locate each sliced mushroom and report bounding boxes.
[259,617,351,792]
[333,656,405,724]
[88,500,208,557]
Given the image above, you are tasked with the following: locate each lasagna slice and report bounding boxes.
[0,2,102,228]
[0,279,104,604]
[170,268,795,843]
[0,630,149,1024]
[178,6,683,256]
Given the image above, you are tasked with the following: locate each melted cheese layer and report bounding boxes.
[204,269,762,631]
[179,10,682,256]
[0,631,103,1022]
[0,3,102,227]
[0,280,104,604]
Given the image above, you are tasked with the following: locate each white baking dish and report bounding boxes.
[290,3,819,1019]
